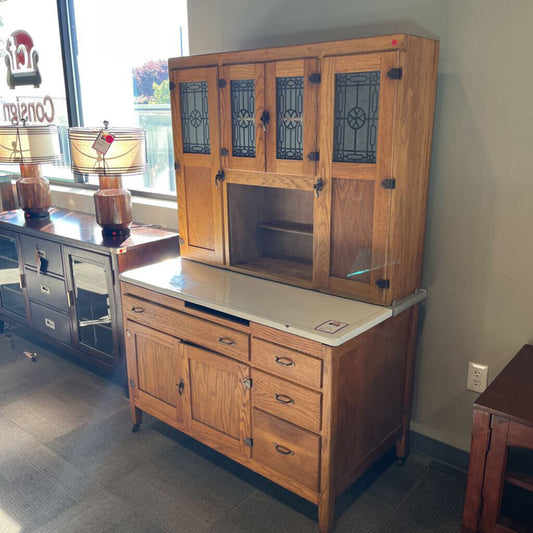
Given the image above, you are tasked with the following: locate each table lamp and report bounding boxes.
[0,123,61,218]
[68,123,146,237]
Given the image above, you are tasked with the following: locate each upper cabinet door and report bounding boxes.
[170,67,225,265]
[316,52,399,303]
[220,64,265,172]
[265,59,319,177]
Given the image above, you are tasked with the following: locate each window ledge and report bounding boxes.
[50,184,179,231]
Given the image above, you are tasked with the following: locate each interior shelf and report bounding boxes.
[257,221,313,237]
[505,470,533,493]
[232,256,313,283]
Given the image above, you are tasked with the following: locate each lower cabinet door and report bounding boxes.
[125,320,185,426]
[181,343,252,459]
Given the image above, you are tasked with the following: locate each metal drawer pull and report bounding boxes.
[275,393,295,405]
[177,378,185,396]
[275,356,295,367]
[44,318,56,330]
[274,443,294,455]
[218,337,236,346]
[130,306,145,313]
[40,285,50,296]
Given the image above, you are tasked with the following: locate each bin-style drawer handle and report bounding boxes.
[274,443,294,456]
[44,318,56,330]
[275,356,295,367]
[40,285,50,296]
[218,337,236,346]
[130,306,145,313]
[275,393,295,405]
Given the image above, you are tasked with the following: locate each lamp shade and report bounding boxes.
[0,124,61,164]
[69,127,146,175]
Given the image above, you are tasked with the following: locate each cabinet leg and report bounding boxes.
[0,320,4,334]
[318,492,335,533]
[131,405,142,432]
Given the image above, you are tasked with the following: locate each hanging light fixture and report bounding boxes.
[0,122,61,218]
[68,122,146,237]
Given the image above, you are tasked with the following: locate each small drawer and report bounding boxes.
[20,235,63,276]
[252,409,320,492]
[123,295,249,361]
[252,370,322,432]
[30,301,71,344]
[25,270,69,312]
[251,338,322,389]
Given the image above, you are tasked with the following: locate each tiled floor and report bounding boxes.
[0,324,466,532]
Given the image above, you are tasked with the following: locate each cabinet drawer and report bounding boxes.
[25,269,69,311]
[251,338,322,389]
[30,301,71,344]
[252,370,321,432]
[123,295,249,361]
[252,409,320,492]
[20,235,63,276]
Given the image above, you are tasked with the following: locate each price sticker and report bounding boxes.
[315,319,349,334]
[92,130,115,155]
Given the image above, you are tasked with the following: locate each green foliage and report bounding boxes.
[151,79,170,104]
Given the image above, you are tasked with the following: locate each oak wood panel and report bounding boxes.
[250,324,324,358]
[252,408,320,492]
[123,294,250,361]
[170,66,225,264]
[169,34,407,70]
[387,36,439,303]
[226,169,315,190]
[182,343,252,458]
[252,369,322,432]
[251,337,323,387]
[220,63,266,171]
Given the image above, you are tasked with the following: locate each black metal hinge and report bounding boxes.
[174,161,181,171]
[169,81,176,91]
[376,279,390,290]
[218,79,227,88]
[244,437,253,447]
[307,151,320,161]
[387,68,403,80]
[308,73,321,84]
[221,147,229,156]
[381,178,396,189]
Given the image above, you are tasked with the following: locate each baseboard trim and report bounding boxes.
[410,430,469,472]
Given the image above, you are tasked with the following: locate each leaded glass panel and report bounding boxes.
[180,81,210,154]
[230,79,256,158]
[276,76,303,160]
[333,71,380,164]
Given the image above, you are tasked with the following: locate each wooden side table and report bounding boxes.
[462,344,533,533]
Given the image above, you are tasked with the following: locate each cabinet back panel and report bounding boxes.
[184,166,215,249]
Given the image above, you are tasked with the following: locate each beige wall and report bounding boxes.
[187,0,533,451]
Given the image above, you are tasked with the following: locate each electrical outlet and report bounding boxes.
[467,362,489,393]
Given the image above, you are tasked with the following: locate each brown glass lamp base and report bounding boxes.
[94,175,133,237]
[16,163,52,218]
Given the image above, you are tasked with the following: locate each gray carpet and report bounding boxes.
[0,323,466,532]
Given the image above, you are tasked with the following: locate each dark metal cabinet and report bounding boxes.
[0,208,179,378]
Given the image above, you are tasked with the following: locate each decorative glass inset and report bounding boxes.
[230,79,256,158]
[180,81,210,154]
[333,71,380,164]
[276,76,303,160]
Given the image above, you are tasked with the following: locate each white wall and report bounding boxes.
[187,0,533,451]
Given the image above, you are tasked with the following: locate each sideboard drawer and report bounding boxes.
[252,408,320,492]
[25,270,69,312]
[30,301,71,344]
[123,294,250,361]
[251,338,322,389]
[20,235,63,276]
[252,369,322,432]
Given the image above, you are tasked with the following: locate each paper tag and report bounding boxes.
[315,320,349,334]
[92,130,115,155]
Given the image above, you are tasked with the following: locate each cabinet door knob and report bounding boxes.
[126,330,132,338]
[130,306,145,313]
[274,443,294,456]
[260,110,270,131]
[275,393,294,405]
[275,356,295,367]
[177,378,185,396]
[218,336,236,346]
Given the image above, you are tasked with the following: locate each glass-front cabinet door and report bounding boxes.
[64,246,118,363]
[170,66,225,265]
[316,52,399,303]
[0,229,27,321]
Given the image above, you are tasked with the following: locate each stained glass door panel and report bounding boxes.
[220,64,265,171]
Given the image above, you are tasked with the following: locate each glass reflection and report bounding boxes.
[0,234,25,317]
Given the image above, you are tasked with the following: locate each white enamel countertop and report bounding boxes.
[120,258,400,346]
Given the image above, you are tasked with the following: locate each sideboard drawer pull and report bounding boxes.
[40,285,51,296]
[275,393,295,405]
[274,443,294,456]
[44,318,56,330]
[130,306,145,313]
[275,356,295,367]
[218,336,236,346]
